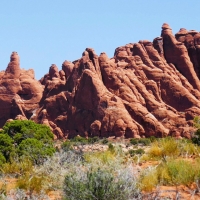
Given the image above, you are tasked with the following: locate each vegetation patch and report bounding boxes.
[1,119,200,199]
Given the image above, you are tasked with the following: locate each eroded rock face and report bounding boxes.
[0,52,44,127]
[1,23,200,139]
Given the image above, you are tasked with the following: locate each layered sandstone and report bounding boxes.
[1,24,200,139]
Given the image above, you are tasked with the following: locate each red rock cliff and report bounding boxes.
[1,23,200,139]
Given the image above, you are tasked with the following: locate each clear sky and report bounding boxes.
[0,1,200,80]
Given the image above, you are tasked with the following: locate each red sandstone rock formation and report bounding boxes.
[0,52,43,127]
[1,23,200,139]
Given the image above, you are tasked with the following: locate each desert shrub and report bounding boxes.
[101,138,109,144]
[147,144,162,160]
[149,136,157,142]
[1,158,33,176]
[84,151,116,165]
[129,149,145,157]
[139,138,151,146]
[139,167,158,192]
[88,136,99,144]
[70,136,88,145]
[63,167,141,200]
[130,138,138,145]
[192,129,200,146]
[165,160,195,185]
[140,159,199,191]
[108,143,115,154]
[146,137,200,161]
[61,140,73,151]
[0,120,55,163]
[146,137,180,161]
[130,138,151,146]
[158,137,180,158]
[35,150,84,190]
[156,159,197,186]
[2,120,54,144]
[16,174,48,195]
[179,139,200,157]
[0,153,6,167]
[193,116,200,129]
[17,138,55,164]
[0,134,14,160]
[192,116,200,145]
[134,148,145,155]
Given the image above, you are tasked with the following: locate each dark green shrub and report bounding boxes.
[149,136,157,142]
[138,138,151,146]
[192,116,200,145]
[0,120,55,163]
[101,138,109,144]
[130,138,138,145]
[108,143,115,154]
[62,140,73,151]
[135,148,145,155]
[128,149,136,157]
[0,152,6,166]
[71,136,88,145]
[130,138,151,146]
[192,129,200,145]
[129,149,145,157]
[17,138,55,164]
[88,136,99,144]
[0,134,14,160]
[2,120,54,145]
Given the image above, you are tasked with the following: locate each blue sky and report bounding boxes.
[0,1,199,80]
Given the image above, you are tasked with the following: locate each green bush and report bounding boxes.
[149,136,157,142]
[129,149,145,157]
[62,140,73,151]
[0,120,55,163]
[192,129,200,145]
[0,152,6,166]
[192,116,200,145]
[17,138,55,164]
[2,120,54,144]
[108,143,115,154]
[70,136,88,145]
[138,138,151,146]
[130,138,151,146]
[130,138,138,145]
[101,138,109,144]
[0,133,14,160]
[88,136,99,144]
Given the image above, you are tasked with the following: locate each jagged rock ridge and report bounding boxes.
[1,23,200,139]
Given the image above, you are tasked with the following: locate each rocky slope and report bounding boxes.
[1,23,200,139]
